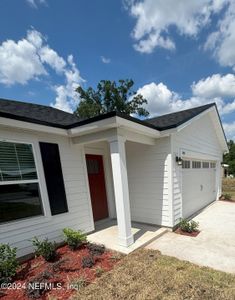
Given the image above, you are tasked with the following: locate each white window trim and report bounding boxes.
[0,139,46,224]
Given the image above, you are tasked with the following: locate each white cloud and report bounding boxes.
[26,0,47,8]
[27,29,44,48]
[138,78,235,140]
[137,82,179,115]
[0,29,83,112]
[39,46,66,73]
[0,31,46,85]
[138,74,235,117]
[204,1,235,70]
[125,0,229,53]
[223,122,235,140]
[192,73,235,98]
[137,82,210,116]
[51,55,84,113]
[101,56,111,64]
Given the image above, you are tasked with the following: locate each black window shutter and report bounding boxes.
[39,142,68,215]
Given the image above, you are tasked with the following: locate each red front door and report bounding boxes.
[86,154,109,221]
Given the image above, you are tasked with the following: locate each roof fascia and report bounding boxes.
[0,117,68,136]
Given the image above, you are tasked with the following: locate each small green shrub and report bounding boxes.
[31,237,57,262]
[87,243,105,256]
[0,243,18,284]
[224,193,232,201]
[26,270,53,299]
[179,219,199,233]
[63,228,87,250]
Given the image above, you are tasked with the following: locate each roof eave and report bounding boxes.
[68,114,161,138]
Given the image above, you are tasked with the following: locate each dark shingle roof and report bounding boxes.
[0,98,80,128]
[0,98,215,131]
[144,103,215,130]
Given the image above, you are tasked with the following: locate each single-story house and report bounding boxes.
[0,98,228,257]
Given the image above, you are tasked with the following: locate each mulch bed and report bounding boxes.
[174,228,200,237]
[0,244,122,300]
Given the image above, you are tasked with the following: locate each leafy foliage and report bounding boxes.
[81,255,95,268]
[0,243,18,284]
[31,237,57,262]
[223,140,235,176]
[87,243,105,256]
[75,79,149,118]
[63,228,87,250]
[26,270,54,299]
[222,193,232,201]
[179,219,199,233]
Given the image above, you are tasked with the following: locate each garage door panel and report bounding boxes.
[182,161,216,218]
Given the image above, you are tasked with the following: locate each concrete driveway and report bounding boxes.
[147,201,235,273]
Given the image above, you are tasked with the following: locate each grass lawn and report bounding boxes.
[73,249,235,300]
[222,178,235,199]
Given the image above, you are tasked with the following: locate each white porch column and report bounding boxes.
[109,136,134,247]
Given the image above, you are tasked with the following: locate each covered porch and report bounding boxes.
[69,115,169,250]
[87,219,168,254]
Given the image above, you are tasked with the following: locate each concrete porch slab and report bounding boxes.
[87,219,168,254]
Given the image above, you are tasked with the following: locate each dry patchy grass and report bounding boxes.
[222,178,235,199]
[73,249,235,300]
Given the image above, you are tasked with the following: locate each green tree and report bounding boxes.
[223,140,235,175]
[75,79,149,119]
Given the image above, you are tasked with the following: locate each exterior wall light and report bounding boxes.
[176,156,182,166]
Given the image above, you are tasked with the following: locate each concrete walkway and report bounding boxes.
[147,201,235,273]
[88,219,168,254]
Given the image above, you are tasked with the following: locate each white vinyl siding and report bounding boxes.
[171,112,223,225]
[126,137,171,226]
[0,127,94,257]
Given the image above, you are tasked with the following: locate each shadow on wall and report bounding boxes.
[125,140,168,227]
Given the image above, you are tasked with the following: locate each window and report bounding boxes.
[87,159,99,174]
[202,162,210,168]
[192,161,201,168]
[210,162,216,168]
[182,160,190,169]
[0,141,43,223]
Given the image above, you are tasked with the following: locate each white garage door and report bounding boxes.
[182,160,216,218]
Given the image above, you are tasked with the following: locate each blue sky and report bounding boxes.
[0,0,235,139]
